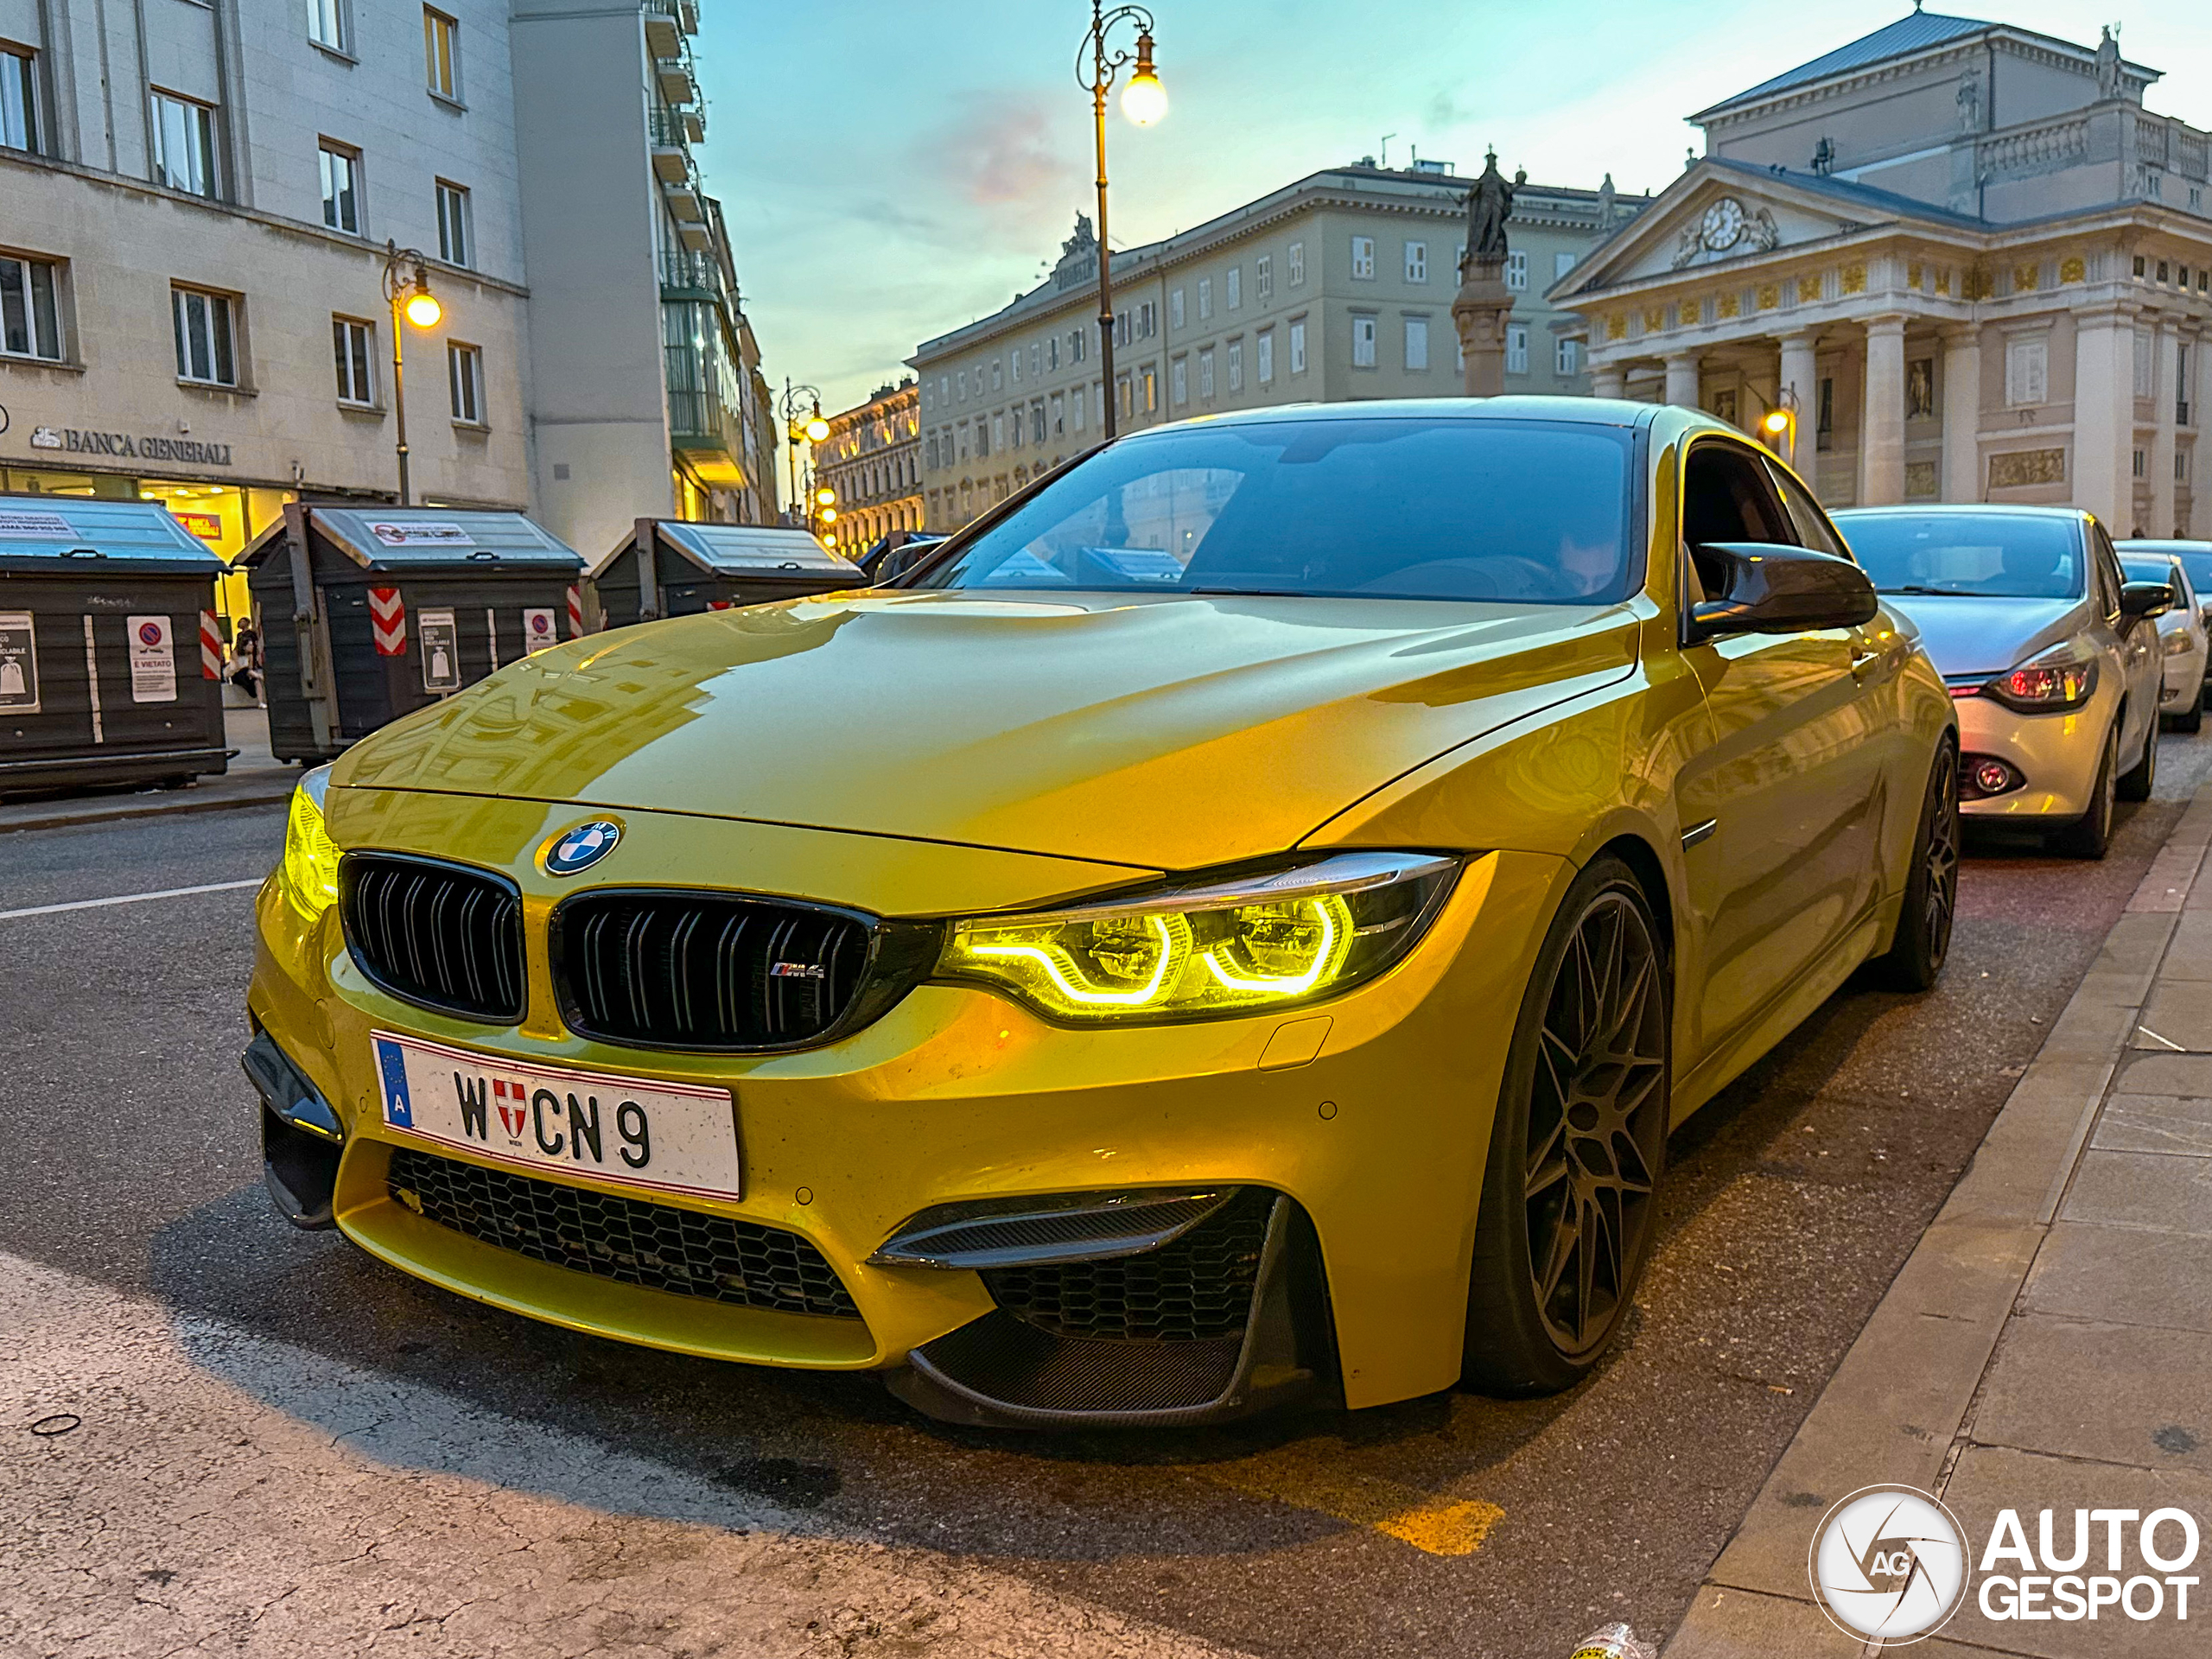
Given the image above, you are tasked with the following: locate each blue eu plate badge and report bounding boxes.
[377,1036,414,1128]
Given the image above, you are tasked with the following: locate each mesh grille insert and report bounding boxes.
[554,891,874,1051]
[983,1189,1275,1342]
[387,1146,860,1319]
[342,855,524,1023]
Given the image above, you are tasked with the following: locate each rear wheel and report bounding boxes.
[2119,708,2158,802]
[1872,741,1959,991]
[1463,855,1669,1395]
[2052,725,2118,859]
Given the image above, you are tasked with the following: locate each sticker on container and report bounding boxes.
[417,607,461,692]
[126,614,177,704]
[0,509,73,540]
[367,519,474,550]
[522,607,557,653]
[0,612,38,712]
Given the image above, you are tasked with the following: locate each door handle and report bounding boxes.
[1850,644,1885,681]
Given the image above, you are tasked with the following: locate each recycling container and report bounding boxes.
[588,519,862,629]
[239,505,585,765]
[0,496,231,796]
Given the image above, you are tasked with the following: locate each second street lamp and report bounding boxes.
[1077,3,1165,442]
[382,242,444,506]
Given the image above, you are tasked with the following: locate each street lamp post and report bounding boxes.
[381,243,444,506]
[1077,3,1165,442]
[779,379,831,535]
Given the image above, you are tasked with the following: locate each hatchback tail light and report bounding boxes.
[1982,655,2097,714]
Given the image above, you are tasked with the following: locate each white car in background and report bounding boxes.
[2120,538,2212,718]
[2120,549,2208,734]
[1834,506,2170,859]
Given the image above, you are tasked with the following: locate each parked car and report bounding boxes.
[1834,506,2169,857]
[857,530,944,583]
[2119,550,2207,733]
[249,399,1956,1428]
[2120,537,2212,706]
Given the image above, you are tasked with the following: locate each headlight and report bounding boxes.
[2164,627,2196,657]
[1981,647,2097,714]
[279,765,340,920]
[938,852,1459,1025]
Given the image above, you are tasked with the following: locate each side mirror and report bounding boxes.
[1686,542,1880,644]
[2120,581,2174,620]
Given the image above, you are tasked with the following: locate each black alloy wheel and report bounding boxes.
[1464,856,1669,1395]
[2053,725,2118,860]
[1872,741,1960,991]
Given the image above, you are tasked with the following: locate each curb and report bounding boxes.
[1662,781,2212,1657]
[0,776,297,836]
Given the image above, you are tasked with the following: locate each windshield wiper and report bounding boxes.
[1883,584,1976,596]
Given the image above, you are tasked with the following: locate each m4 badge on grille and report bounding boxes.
[543,819,622,877]
[769,962,826,979]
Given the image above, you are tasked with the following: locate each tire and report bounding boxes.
[2119,707,2158,802]
[1870,741,1960,991]
[2052,725,2118,859]
[1462,855,1669,1395]
[2172,698,2203,736]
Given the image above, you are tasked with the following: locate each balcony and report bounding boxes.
[643,0,682,57]
[648,107,689,181]
[665,329,747,489]
[655,48,698,108]
[659,248,726,303]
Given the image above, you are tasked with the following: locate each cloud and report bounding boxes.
[906,92,1086,250]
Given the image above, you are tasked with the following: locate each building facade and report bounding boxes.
[1554,11,2212,537]
[912,163,1643,531]
[815,378,921,556]
[0,0,774,611]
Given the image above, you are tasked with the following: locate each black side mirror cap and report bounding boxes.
[2120,581,2174,620]
[1686,542,1881,644]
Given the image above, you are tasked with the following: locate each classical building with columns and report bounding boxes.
[1551,10,2211,537]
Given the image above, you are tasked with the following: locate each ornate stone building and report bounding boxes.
[815,378,921,556]
[1552,10,2211,537]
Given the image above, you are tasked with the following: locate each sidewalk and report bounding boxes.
[0,705,297,835]
[1667,780,2212,1657]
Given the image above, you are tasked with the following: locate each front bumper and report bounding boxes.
[1951,689,2113,822]
[248,789,1567,1422]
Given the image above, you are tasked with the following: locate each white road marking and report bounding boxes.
[2138,1025,2187,1052]
[0,876,264,921]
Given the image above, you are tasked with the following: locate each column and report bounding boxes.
[2074,302,2135,535]
[1663,351,1700,409]
[2151,320,2179,538]
[2195,331,2212,537]
[1777,329,1820,475]
[1590,362,1627,399]
[1941,324,1983,504]
[1859,314,1908,506]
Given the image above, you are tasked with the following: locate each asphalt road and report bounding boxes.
[5,734,2209,1659]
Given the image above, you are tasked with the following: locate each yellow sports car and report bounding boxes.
[247,398,1957,1427]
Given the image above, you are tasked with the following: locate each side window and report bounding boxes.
[2090,524,2125,619]
[1764,462,1852,560]
[1681,440,1794,613]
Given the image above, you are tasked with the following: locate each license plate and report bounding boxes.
[371,1031,741,1201]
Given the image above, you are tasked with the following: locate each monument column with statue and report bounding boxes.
[1452,150,1523,397]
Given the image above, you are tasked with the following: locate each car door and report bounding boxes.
[1672,438,1887,1060]
[2092,522,2158,757]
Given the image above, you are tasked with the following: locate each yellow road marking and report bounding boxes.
[1197,1444,1504,1556]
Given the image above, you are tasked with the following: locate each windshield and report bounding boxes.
[2124,544,2212,600]
[911,417,1638,604]
[1835,512,2085,600]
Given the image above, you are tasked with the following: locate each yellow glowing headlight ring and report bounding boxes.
[972,913,1186,1006]
[279,765,340,921]
[1202,895,1348,995]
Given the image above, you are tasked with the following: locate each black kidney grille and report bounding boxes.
[387,1146,860,1319]
[983,1189,1276,1343]
[343,855,524,1022]
[555,892,873,1049]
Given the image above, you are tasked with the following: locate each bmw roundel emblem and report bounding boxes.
[543,820,621,877]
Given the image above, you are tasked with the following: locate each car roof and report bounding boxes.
[1126,395,1668,435]
[2120,538,2212,551]
[1833,504,2090,522]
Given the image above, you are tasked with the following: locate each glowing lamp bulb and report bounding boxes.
[819,505,837,523]
[1761,410,1790,435]
[804,415,830,443]
[815,486,836,505]
[1121,68,1166,127]
[404,291,443,328]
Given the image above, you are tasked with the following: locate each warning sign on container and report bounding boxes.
[0,510,74,540]
[0,612,38,712]
[126,614,178,703]
[418,607,461,692]
[522,607,557,653]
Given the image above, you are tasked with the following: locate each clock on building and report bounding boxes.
[1700,198,1746,251]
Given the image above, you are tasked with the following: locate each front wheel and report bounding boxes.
[1462,855,1669,1395]
[2051,725,2118,859]
[2170,697,2203,736]
[1872,740,1959,991]
[2118,707,2158,801]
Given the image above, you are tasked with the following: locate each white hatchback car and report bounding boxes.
[1834,506,2171,858]
[2120,549,2208,734]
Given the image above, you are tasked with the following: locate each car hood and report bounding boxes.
[1877,593,2089,678]
[335,589,1642,869]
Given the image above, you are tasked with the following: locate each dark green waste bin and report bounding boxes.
[0,497,230,797]
[239,505,585,765]
[588,519,862,629]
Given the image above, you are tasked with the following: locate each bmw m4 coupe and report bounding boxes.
[247,398,1957,1427]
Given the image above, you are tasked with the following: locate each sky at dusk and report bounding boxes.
[696,2,2212,416]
